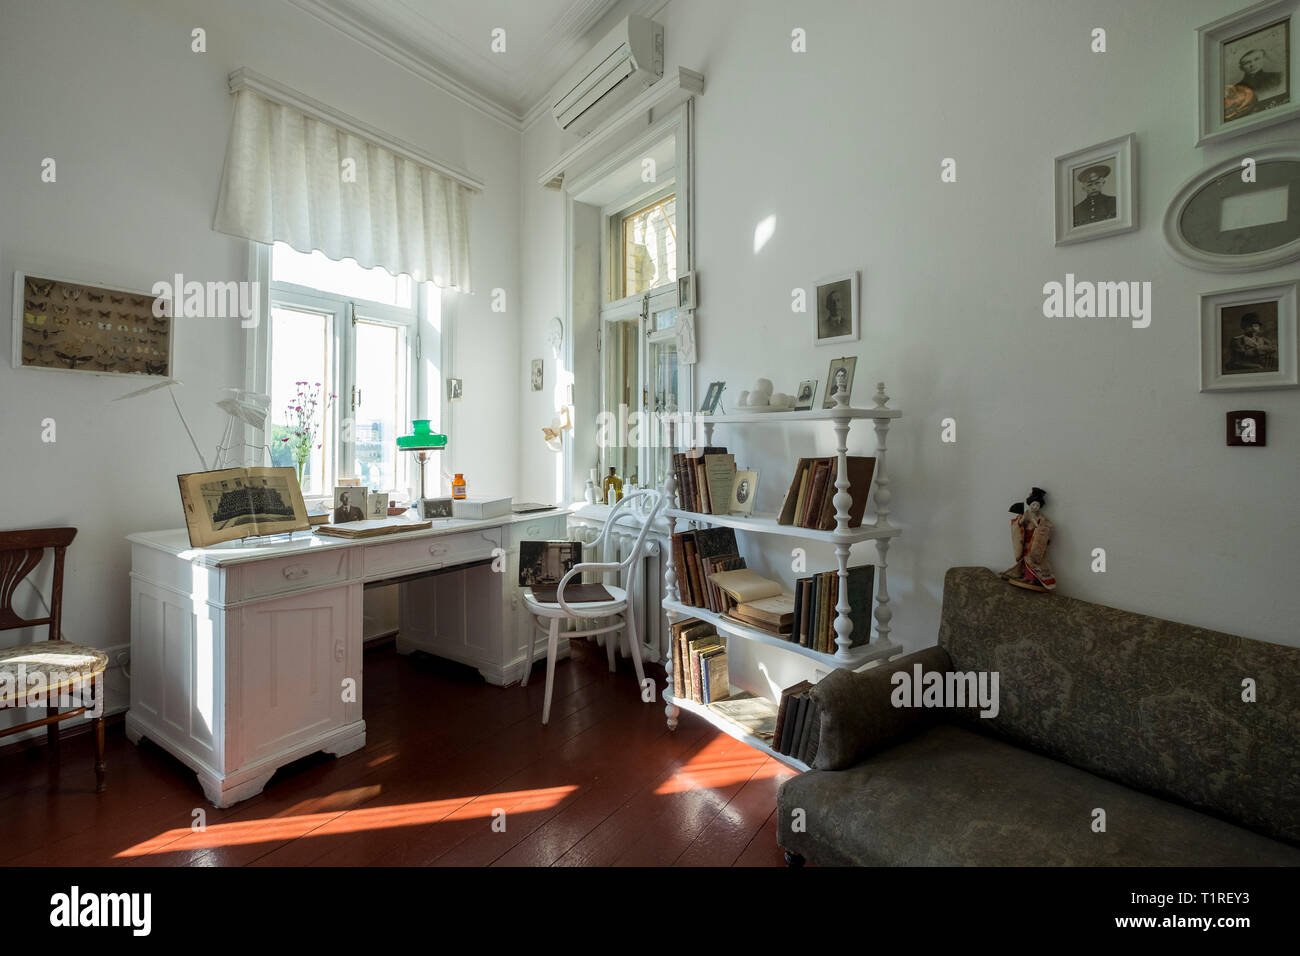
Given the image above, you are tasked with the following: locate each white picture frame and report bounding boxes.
[729,470,758,517]
[1199,280,1298,391]
[1196,0,1299,147]
[813,270,859,347]
[1054,134,1138,246]
[1163,143,1300,273]
[367,492,389,519]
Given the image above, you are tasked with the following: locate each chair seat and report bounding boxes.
[0,641,108,705]
[522,584,627,619]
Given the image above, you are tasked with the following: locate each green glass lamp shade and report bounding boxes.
[397,419,448,449]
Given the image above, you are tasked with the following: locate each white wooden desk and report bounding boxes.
[127,510,568,807]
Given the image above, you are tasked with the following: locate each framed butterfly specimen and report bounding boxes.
[13,269,172,377]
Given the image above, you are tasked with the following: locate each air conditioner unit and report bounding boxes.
[552,15,664,136]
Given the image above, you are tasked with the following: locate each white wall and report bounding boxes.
[518,0,1300,651]
[0,0,521,671]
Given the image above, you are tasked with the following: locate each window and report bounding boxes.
[600,185,687,489]
[267,242,431,498]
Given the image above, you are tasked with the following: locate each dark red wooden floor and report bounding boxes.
[0,640,793,866]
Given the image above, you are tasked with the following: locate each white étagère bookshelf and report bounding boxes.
[661,383,903,768]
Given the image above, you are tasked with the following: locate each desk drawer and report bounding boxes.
[509,514,568,547]
[364,528,502,579]
[227,549,352,604]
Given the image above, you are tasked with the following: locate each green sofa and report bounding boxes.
[777,567,1300,866]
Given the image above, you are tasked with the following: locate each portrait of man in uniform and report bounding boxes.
[1071,162,1118,226]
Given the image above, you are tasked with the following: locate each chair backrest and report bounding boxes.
[593,489,667,579]
[0,527,77,640]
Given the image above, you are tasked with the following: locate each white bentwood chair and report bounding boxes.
[520,489,667,725]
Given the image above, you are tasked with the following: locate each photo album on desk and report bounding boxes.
[176,466,310,547]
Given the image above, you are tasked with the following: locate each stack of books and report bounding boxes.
[791,564,875,653]
[777,456,876,530]
[672,446,735,514]
[773,680,820,765]
[670,617,730,705]
[671,526,744,612]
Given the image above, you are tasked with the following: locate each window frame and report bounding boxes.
[247,243,429,504]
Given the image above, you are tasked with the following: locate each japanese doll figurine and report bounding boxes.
[1000,487,1056,591]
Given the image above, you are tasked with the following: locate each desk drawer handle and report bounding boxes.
[526,525,542,536]
[429,546,448,556]
[282,565,311,580]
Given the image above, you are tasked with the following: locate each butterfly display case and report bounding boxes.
[12,271,172,377]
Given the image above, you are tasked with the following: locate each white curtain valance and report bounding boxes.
[214,87,473,291]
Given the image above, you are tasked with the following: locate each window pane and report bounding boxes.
[268,306,332,496]
[272,242,412,308]
[649,336,680,488]
[601,318,640,485]
[621,195,677,298]
[354,320,402,493]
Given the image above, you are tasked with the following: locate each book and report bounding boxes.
[315,519,433,539]
[700,646,728,703]
[707,693,778,741]
[682,534,704,607]
[177,466,310,547]
[797,695,819,762]
[682,630,721,701]
[703,453,736,515]
[781,690,807,755]
[777,456,877,530]
[530,583,614,603]
[694,526,741,611]
[673,620,713,699]
[689,636,725,703]
[728,593,796,635]
[773,680,811,753]
[708,568,784,609]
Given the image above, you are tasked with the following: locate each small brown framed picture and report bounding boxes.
[1227,410,1267,445]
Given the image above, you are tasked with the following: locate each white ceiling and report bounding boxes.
[287,0,665,127]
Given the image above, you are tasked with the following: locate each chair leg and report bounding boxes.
[541,618,560,725]
[625,606,646,693]
[605,622,617,672]
[94,715,106,793]
[520,615,540,687]
[46,703,59,758]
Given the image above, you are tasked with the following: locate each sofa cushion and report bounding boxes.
[778,723,1300,866]
[937,567,1300,845]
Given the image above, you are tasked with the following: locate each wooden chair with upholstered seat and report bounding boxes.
[520,489,667,725]
[0,527,107,792]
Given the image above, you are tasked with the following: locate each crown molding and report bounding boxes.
[283,0,525,130]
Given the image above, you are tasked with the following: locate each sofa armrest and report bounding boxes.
[811,645,954,771]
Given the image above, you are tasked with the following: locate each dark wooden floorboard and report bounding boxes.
[0,640,787,867]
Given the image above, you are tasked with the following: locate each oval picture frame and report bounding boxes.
[1163,143,1300,272]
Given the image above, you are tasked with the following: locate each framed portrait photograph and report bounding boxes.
[1054,134,1137,245]
[729,470,759,517]
[367,492,389,519]
[530,358,543,392]
[794,379,818,410]
[1199,281,1297,391]
[420,496,455,519]
[822,357,858,408]
[333,486,369,523]
[1197,0,1298,145]
[447,377,463,401]
[814,271,859,346]
[700,380,726,414]
[1163,144,1300,273]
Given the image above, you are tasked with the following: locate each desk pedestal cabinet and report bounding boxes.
[127,511,567,807]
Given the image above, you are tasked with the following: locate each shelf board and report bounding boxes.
[665,510,901,543]
[698,406,900,424]
[671,695,809,773]
[663,598,901,669]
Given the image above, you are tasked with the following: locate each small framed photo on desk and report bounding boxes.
[420,496,454,519]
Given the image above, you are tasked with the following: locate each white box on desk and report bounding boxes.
[453,496,512,520]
